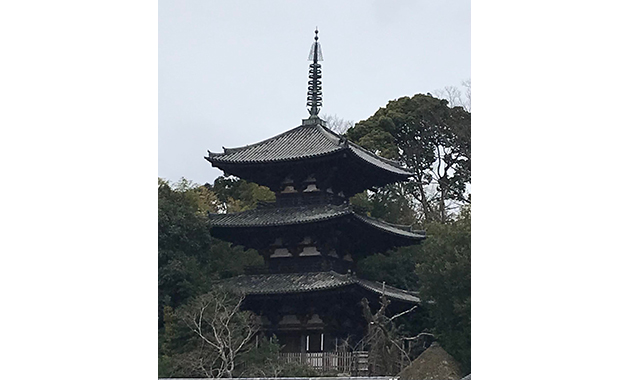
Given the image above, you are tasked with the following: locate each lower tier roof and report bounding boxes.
[219,271,420,304]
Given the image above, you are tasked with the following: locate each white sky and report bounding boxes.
[158,0,471,185]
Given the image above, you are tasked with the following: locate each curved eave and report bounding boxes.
[205,147,344,166]
[208,206,425,243]
[347,142,413,177]
[352,213,426,241]
[356,279,421,304]
[205,123,413,179]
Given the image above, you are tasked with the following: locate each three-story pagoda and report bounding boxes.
[206,30,425,358]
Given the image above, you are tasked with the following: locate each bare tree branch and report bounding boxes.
[388,305,418,321]
[177,289,260,378]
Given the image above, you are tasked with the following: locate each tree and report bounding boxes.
[320,113,354,134]
[415,208,471,373]
[357,248,420,292]
[158,177,267,326]
[355,210,471,373]
[359,295,433,375]
[159,178,217,323]
[432,79,471,113]
[159,177,280,377]
[350,182,418,226]
[461,79,471,112]
[176,288,260,378]
[209,176,275,213]
[346,93,471,223]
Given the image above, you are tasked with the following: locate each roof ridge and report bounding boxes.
[357,277,417,294]
[316,123,412,175]
[356,213,414,231]
[315,122,348,146]
[347,140,410,171]
[356,278,421,303]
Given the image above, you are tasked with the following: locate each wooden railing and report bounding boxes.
[279,351,368,375]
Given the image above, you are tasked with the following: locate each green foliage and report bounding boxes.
[238,335,332,377]
[348,94,471,371]
[158,178,216,317]
[210,175,275,212]
[237,336,284,377]
[158,177,277,376]
[356,209,471,373]
[357,248,420,291]
[346,93,471,223]
[278,361,324,377]
[415,208,471,373]
[158,303,200,378]
[158,178,264,325]
[350,184,418,226]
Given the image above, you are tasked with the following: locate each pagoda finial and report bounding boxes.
[307,28,323,117]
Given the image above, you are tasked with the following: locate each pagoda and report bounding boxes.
[205,30,426,370]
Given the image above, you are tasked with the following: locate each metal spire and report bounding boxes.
[307,28,323,117]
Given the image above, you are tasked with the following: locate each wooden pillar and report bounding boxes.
[300,333,306,364]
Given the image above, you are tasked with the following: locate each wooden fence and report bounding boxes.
[279,351,369,375]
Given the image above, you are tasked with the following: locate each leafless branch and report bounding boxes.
[388,305,418,321]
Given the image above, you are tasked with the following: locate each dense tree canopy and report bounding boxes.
[158,177,274,324]
[159,177,282,377]
[415,209,471,373]
[346,93,470,223]
[348,93,471,373]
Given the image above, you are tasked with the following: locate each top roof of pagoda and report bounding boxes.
[206,119,412,177]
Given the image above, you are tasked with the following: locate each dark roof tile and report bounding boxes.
[206,122,413,176]
[208,203,351,227]
[207,124,342,164]
[219,271,421,303]
[353,213,426,239]
[208,203,426,240]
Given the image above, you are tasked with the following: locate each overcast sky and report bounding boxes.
[159,0,470,185]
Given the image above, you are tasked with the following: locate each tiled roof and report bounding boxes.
[208,203,351,228]
[347,142,412,176]
[221,271,355,294]
[353,213,426,239]
[356,278,421,303]
[207,124,343,164]
[206,122,413,176]
[219,271,420,303]
[208,203,426,240]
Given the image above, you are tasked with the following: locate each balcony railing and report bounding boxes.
[279,351,369,375]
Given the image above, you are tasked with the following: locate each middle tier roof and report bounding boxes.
[208,202,425,255]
